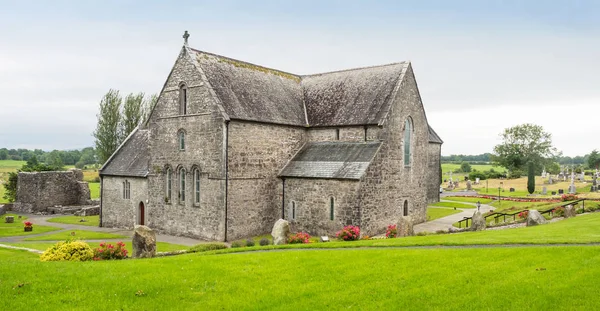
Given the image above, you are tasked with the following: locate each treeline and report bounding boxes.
[441,153,492,163]
[0,147,98,169]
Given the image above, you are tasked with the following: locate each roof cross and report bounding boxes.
[183,31,190,46]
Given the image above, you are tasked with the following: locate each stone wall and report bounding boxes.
[306,126,381,142]
[14,169,91,213]
[358,65,428,236]
[426,143,442,204]
[283,178,361,236]
[100,176,148,229]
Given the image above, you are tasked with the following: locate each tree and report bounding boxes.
[94,90,123,164]
[527,161,535,194]
[0,149,7,160]
[492,124,559,172]
[121,92,145,141]
[460,162,472,173]
[588,150,600,170]
[141,93,158,125]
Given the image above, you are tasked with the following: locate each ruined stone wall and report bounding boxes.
[101,176,148,229]
[14,170,91,213]
[144,47,227,241]
[306,126,381,142]
[426,143,442,204]
[283,178,360,236]
[358,65,429,236]
[226,121,305,240]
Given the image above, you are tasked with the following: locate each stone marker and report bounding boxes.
[397,216,414,237]
[509,188,515,192]
[271,219,290,245]
[5,216,14,223]
[466,180,472,191]
[548,176,553,184]
[132,225,156,258]
[564,205,577,218]
[558,189,564,195]
[526,210,548,226]
[551,191,556,195]
[541,187,547,195]
[470,211,486,231]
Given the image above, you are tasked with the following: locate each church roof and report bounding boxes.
[189,48,409,127]
[100,128,150,178]
[279,142,381,180]
[428,125,443,144]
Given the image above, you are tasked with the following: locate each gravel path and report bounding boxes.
[414,200,495,233]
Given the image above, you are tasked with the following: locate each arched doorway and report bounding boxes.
[138,202,145,225]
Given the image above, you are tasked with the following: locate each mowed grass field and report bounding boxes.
[441,163,506,178]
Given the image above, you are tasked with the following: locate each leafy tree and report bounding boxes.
[94,90,123,164]
[121,92,145,141]
[460,162,472,173]
[588,150,600,170]
[0,149,7,160]
[492,124,559,173]
[527,161,535,194]
[142,93,158,125]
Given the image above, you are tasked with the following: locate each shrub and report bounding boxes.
[385,224,397,238]
[231,241,242,248]
[24,221,33,229]
[416,231,428,236]
[259,238,270,246]
[188,243,227,253]
[288,232,311,244]
[93,241,128,260]
[336,225,360,241]
[468,171,487,181]
[40,240,94,262]
[561,194,578,202]
[245,239,255,247]
[518,210,529,219]
[460,162,472,173]
[553,206,565,217]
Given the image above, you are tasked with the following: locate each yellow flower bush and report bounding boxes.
[40,240,94,262]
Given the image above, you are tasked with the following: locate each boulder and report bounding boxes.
[0,205,5,216]
[564,205,577,218]
[470,211,486,231]
[526,210,548,226]
[397,216,414,237]
[5,216,14,223]
[271,219,290,245]
[132,225,156,258]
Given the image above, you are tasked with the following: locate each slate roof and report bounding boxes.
[428,126,443,144]
[279,142,381,180]
[100,128,150,177]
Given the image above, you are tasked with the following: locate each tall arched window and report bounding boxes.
[179,167,186,204]
[194,168,200,205]
[179,83,187,115]
[404,118,413,166]
[178,130,185,151]
[403,200,409,216]
[165,167,172,203]
[329,197,335,220]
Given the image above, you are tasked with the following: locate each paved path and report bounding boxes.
[414,200,494,233]
[0,213,207,246]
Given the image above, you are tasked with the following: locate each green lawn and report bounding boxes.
[47,215,99,227]
[1,245,599,310]
[89,182,100,199]
[443,196,494,204]
[23,229,127,241]
[430,201,475,209]
[0,160,26,173]
[4,241,188,253]
[0,185,7,203]
[0,214,61,237]
[427,207,461,221]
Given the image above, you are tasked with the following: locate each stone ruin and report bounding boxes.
[12,169,99,215]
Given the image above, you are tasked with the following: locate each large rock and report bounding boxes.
[0,205,5,216]
[564,205,577,218]
[271,219,290,245]
[526,210,548,226]
[466,180,472,191]
[470,211,486,231]
[132,225,156,258]
[397,216,414,237]
[5,215,14,223]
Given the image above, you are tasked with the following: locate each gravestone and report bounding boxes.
[541,187,547,195]
[397,216,414,237]
[271,219,290,245]
[526,210,548,226]
[558,189,564,194]
[5,215,14,223]
[466,180,472,191]
[548,176,553,184]
[132,225,156,258]
[509,188,515,192]
[470,211,486,231]
[564,205,577,218]
[551,191,557,195]
[475,177,480,184]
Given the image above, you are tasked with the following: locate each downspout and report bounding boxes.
[99,175,103,227]
[224,121,230,242]
[281,178,286,219]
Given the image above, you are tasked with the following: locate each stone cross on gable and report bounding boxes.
[183,30,190,46]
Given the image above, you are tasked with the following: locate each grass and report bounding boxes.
[1,245,600,310]
[89,182,100,199]
[46,215,99,227]
[430,201,475,209]
[426,207,461,221]
[443,196,494,204]
[0,214,61,237]
[23,229,127,241]
[0,160,26,173]
[4,241,188,253]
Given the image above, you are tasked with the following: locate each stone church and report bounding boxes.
[99,34,443,241]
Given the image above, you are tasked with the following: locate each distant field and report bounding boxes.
[0,160,26,173]
[441,163,506,180]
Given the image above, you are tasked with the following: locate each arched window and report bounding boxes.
[179,83,187,115]
[165,167,172,203]
[329,197,335,220]
[403,200,409,216]
[404,118,413,166]
[178,130,185,151]
[291,201,296,220]
[194,168,200,205]
[179,167,186,204]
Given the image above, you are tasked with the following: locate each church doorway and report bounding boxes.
[138,202,145,225]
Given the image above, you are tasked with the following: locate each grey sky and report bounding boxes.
[0,1,598,156]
